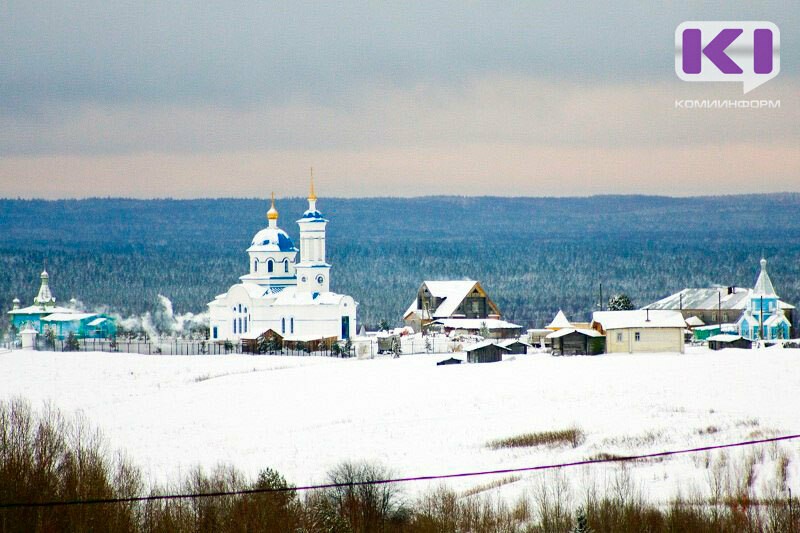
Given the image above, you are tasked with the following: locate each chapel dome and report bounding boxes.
[250,227,297,252]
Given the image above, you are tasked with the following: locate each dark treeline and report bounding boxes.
[1,195,799,330]
[1,399,797,533]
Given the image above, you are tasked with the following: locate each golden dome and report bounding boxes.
[267,192,279,221]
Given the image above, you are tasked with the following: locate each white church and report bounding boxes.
[208,181,357,343]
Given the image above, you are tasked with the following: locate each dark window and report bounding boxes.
[268,260,274,273]
[635,332,641,342]
[212,326,218,339]
[290,317,294,334]
[284,259,289,273]
[281,317,286,334]
[254,260,258,272]
[233,319,237,334]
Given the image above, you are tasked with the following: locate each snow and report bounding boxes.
[433,318,521,330]
[545,309,572,329]
[592,310,687,329]
[1,347,799,503]
[404,280,480,319]
[546,327,604,339]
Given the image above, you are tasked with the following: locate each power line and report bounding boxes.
[1,433,798,510]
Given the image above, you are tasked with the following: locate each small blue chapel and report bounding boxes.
[737,258,792,341]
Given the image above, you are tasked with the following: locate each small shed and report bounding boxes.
[547,328,605,356]
[707,334,752,351]
[464,340,510,363]
[498,338,532,355]
[436,357,463,366]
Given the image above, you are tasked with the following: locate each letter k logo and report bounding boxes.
[682,28,743,74]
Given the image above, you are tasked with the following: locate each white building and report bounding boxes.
[208,183,357,343]
[591,310,686,354]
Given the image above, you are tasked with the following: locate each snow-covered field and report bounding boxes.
[1,347,799,503]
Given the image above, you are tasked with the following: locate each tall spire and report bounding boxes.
[34,266,55,307]
[753,258,777,297]
[267,192,279,228]
[308,167,317,201]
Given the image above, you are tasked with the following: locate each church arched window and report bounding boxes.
[281,317,286,334]
[283,259,289,273]
[254,260,258,272]
[290,317,294,334]
[268,260,274,273]
[233,318,237,334]
[239,317,242,334]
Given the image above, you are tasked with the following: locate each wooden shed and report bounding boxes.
[464,340,511,363]
[498,339,532,355]
[436,357,463,366]
[707,334,752,351]
[546,328,605,356]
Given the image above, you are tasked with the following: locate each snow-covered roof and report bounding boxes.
[42,312,98,322]
[432,318,522,330]
[405,280,484,319]
[685,316,705,327]
[8,305,74,315]
[592,310,686,330]
[272,286,353,307]
[646,285,793,312]
[248,227,297,252]
[546,310,572,330]
[753,258,777,297]
[707,334,746,343]
[87,317,107,326]
[463,340,511,352]
[498,338,533,348]
[546,327,604,339]
[764,313,790,327]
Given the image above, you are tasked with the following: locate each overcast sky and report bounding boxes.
[1,1,798,198]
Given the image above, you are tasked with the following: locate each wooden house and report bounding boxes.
[591,310,686,354]
[707,334,752,351]
[403,280,503,332]
[546,328,605,356]
[497,338,532,354]
[464,340,510,363]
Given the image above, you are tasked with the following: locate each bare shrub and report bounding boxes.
[489,427,585,450]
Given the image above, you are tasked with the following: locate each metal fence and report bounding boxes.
[29,337,356,357]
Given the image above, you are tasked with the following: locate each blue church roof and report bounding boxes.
[300,209,327,221]
[250,227,297,252]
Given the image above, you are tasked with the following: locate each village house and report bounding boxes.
[464,340,510,363]
[403,280,520,337]
[591,309,686,354]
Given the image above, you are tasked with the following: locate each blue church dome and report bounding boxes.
[250,227,297,252]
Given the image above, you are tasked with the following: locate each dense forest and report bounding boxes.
[1,195,799,332]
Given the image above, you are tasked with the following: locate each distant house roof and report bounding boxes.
[645,287,794,312]
[86,317,107,326]
[685,316,705,327]
[546,310,572,330]
[404,280,501,319]
[463,340,512,352]
[546,327,605,339]
[8,305,74,315]
[432,318,522,331]
[41,313,98,322]
[592,310,686,330]
[707,334,746,343]
[436,357,464,366]
[497,338,533,348]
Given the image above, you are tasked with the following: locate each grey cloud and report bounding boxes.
[2,1,797,112]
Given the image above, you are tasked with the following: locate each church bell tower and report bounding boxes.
[296,170,331,293]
